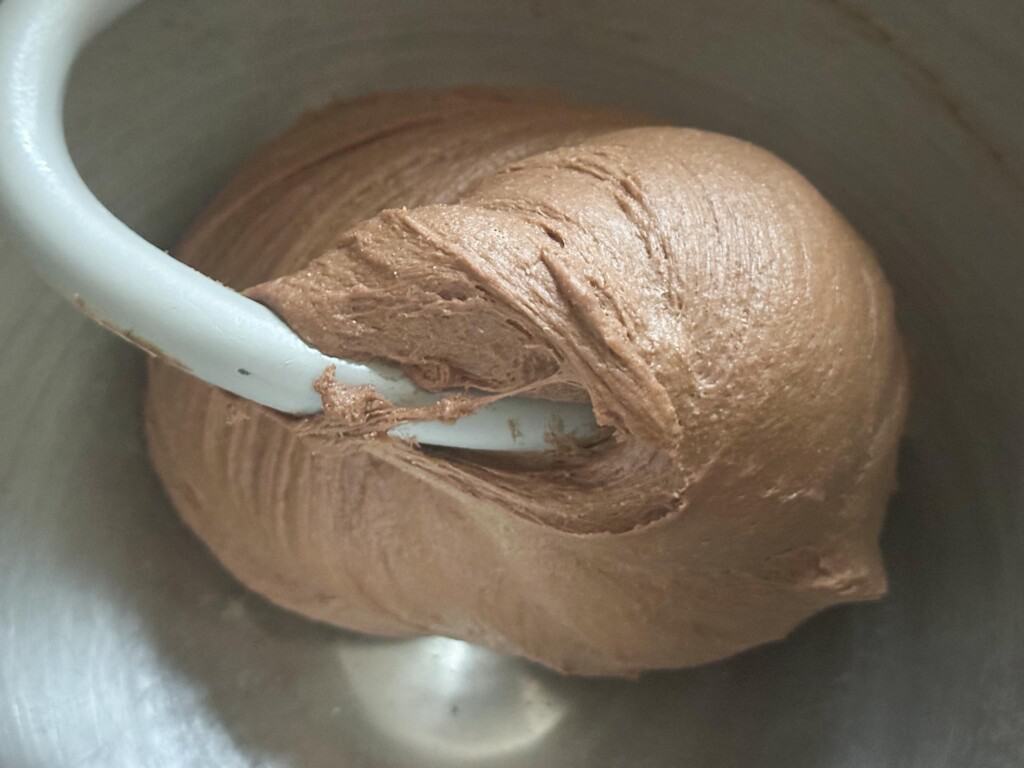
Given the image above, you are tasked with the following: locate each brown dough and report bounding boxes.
[146,88,908,676]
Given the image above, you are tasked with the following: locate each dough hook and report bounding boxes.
[0,0,599,451]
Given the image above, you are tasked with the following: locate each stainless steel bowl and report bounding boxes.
[2,1,1022,765]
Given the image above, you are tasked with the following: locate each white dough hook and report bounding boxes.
[0,0,599,451]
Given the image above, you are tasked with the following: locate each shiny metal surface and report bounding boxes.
[2,1,1023,765]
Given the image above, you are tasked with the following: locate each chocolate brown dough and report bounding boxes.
[146,88,908,676]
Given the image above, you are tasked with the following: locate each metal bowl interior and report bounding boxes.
[2,1,1023,766]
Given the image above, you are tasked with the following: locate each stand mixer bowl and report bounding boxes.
[1,1,1022,766]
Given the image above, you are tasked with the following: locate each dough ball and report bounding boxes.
[146,89,908,676]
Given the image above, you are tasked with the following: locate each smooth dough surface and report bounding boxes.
[146,88,908,676]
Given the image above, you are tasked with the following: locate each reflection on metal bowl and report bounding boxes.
[340,637,567,762]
